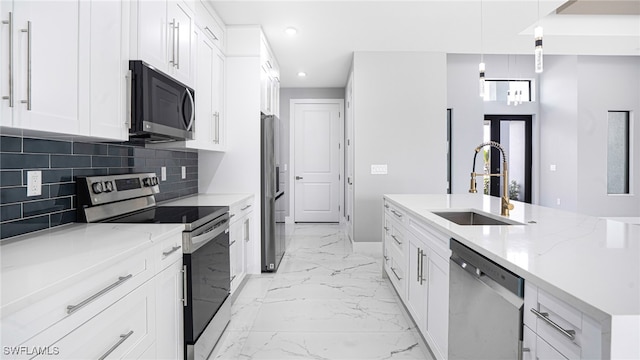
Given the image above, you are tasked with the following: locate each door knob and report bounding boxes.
[295,176,303,180]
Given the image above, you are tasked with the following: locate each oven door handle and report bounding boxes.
[190,220,228,247]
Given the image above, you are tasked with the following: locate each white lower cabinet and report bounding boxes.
[7,233,184,360]
[383,199,449,360]
[154,259,184,359]
[524,282,602,360]
[44,280,156,360]
[229,196,254,295]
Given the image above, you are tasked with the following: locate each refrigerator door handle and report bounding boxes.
[295,176,303,180]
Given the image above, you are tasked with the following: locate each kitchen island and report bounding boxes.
[383,193,639,359]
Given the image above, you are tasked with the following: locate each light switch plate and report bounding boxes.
[161,167,167,181]
[550,164,557,171]
[371,164,388,175]
[27,171,42,196]
[181,166,186,179]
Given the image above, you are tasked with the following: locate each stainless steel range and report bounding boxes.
[76,173,230,360]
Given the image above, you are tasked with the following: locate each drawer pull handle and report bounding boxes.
[383,255,390,262]
[383,226,389,232]
[229,240,236,246]
[390,266,402,281]
[182,265,188,307]
[384,204,389,209]
[230,213,236,218]
[162,245,181,257]
[230,275,236,282]
[241,205,252,211]
[98,330,134,360]
[391,209,403,218]
[530,308,576,341]
[66,274,133,314]
[391,234,402,245]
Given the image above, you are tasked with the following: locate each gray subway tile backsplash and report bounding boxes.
[0,135,198,240]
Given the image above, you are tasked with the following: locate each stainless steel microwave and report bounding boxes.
[129,60,195,142]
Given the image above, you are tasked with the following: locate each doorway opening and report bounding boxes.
[484,115,532,203]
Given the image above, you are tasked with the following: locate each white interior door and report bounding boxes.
[293,102,341,222]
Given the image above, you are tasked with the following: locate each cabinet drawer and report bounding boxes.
[33,280,156,359]
[195,0,224,50]
[537,335,568,360]
[384,201,407,226]
[156,235,183,272]
[384,217,406,254]
[229,197,254,224]
[3,249,153,348]
[385,240,406,298]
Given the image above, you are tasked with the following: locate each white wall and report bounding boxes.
[539,56,580,211]
[576,56,640,216]
[352,52,447,243]
[279,88,345,218]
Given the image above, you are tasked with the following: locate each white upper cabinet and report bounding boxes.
[3,0,80,134]
[260,35,280,116]
[132,0,194,87]
[1,0,129,141]
[78,0,130,141]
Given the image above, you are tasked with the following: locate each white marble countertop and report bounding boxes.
[162,193,254,207]
[383,194,640,321]
[0,223,184,311]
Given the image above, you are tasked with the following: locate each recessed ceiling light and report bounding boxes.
[285,27,297,36]
[297,72,307,77]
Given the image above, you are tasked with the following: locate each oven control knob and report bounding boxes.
[92,182,104,194]
[142,177,152,187]
[152,176,159,185]
[103,181,114,192]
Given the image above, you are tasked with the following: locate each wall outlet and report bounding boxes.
[27,171,42,197]
[161,167,167,181]
[181,166,186,179]
[550,164,557,172]
[371,164,388,175]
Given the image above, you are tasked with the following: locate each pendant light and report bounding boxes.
[534,0,543,73]
[479,0,486,97]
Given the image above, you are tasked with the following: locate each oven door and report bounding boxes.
[182,218,230,346]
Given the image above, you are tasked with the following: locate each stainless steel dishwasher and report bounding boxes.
[448,239,525,360]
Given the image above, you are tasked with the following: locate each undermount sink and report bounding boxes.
[432,210,522,226]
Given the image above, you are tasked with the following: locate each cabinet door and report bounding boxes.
[193,29,214,147]
[425,252,449,359]
[0,1,13,127]
[211,47,225,149]
[229,218,244,294]
[406,234,428,333]
[13,0,79,134]
[167,0,193,86]
[155,259,184,359]
[78,0,129,140]
[135,0,167,72]
[242,213,253,275]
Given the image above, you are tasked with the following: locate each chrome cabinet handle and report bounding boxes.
[390,267,402,281]
[383,226,389,232]
[66,274,133,314]
[230,275,236,282]
[162,245,181,257]
[169,19,176,67]
[416,249,421,282]
[383,255,389,263]
[530,308,576,340]
[98,330,134,360]
[229,213,236,219]
[420,249,424,283]
[182,265,188,306]
[20,21,31,110]
[213,112,220,144]
[175,21,180,69]
[390,209,403,218]
[384,204,389,209]
[295,176,303,180]
[241,205,251,211]
[185,88,195,131]
[204,26,218,40]
[2,12,13,107]
[229,240,236,246]
[125,70,132,129]
[391,234,402,245]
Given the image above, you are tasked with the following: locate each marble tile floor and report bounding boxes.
[209,223,434,360]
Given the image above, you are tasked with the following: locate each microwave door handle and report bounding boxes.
[185,88,195,131]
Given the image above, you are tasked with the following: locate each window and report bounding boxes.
[483,80,532,104]
[607,111,630,194]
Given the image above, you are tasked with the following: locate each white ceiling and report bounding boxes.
[209,0,640,88]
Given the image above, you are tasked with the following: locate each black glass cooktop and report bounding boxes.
[107,206,228,231]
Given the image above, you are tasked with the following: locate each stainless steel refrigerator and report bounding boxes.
[261,113,285,272]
